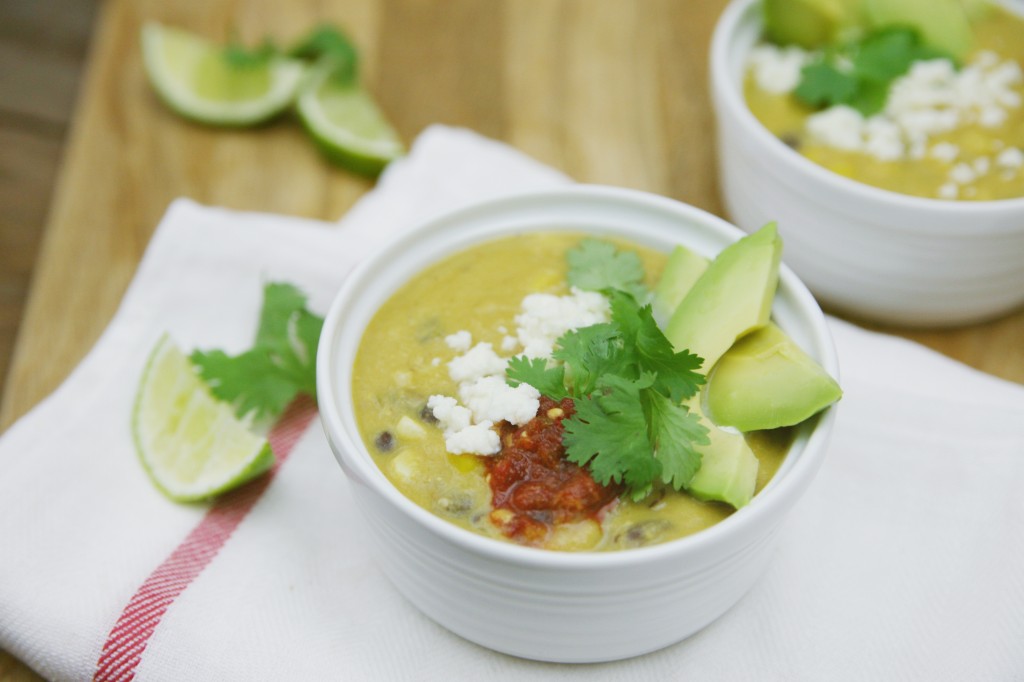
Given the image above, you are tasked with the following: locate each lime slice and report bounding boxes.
[141,22,305,126]
[133,335,273,502]
[296,58,404,175]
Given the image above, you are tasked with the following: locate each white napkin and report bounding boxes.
[1,125,1022,681]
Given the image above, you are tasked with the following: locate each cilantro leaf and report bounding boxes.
[190,282,324,421]
[554,322,628,397]
[564,374,661,500]
[607,290,705,403]
[223,37,278,69]
[853,28,949,83]
[793,27,955,116]
[794,59,858,109]
[566,239,649,301]
[506,356,567,399]
[645,390,708,489]
[191,348,299,420]
[288,25,359,85]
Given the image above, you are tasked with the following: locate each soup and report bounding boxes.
[351,233,791,552]
[744,5,1024,201]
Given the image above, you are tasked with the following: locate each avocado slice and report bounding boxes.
[651,245,708,326]
[685,402,759,509]
[665,223,782,372]
[862,0,973,59]
[705,323,842,432]
[763,0,865,49]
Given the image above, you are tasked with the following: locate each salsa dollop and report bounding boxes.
[486,396,622,544]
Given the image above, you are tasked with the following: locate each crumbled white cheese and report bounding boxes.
[796,52,1023,167]
[447,342,507,383]
[938,183,959,200]
[930,142,960,163]
[426,286,613,457]
[748,43,809,94]
[427,395,472,434]
[459,376,540,426]
[444,422,500,455]
[515,287,610,358]
[806,106,865,152]
[973,156,991,175]
[950,162,977,185]
[431,357,441,367]
[444,330,472,352]
[864,117,904,161]
[996,147,1024,169]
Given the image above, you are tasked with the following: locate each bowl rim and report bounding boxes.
[710,0,1024,216]
[317,184,839,571]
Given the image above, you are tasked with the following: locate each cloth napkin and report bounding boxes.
[1,125,1022,681]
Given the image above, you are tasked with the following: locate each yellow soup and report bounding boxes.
[745,6,1024,200]
[351,233,790,552]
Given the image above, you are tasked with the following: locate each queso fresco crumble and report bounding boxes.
[744,6,1024,200]
[427,287,609,455]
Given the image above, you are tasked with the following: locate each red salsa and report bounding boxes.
[484,396,622,544]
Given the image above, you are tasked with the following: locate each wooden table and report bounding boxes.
[2,0,1022,677]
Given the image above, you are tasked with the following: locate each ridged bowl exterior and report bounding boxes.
[711,0,1024,327]
[317,186,839,663]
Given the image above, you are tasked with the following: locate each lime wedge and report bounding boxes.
[296,58,404,175]
[141,22,305,126]
[133,335,273,502]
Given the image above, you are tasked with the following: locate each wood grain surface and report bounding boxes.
[1,0,1022,677]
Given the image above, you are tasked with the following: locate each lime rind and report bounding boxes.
[296,59,405,176]
[133,334,273,502]
[141,22,306,127]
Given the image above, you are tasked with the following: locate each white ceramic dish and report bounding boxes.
[317,185,839,663]
[710,0,1024,327]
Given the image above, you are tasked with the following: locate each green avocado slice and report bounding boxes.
[665,223,782,372]
[862,0,973,59]
[763,0,862,49]
[685,399,759,509]
[706,323,842,432]
[651,244,709,326]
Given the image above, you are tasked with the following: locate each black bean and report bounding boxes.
[419,404,439,425]
[374,431,394,452]
[780,132,801,150]
[617,520,674,548]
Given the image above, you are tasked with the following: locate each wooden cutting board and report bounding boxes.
[2,0,1022,677]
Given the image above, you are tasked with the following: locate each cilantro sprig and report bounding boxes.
[222,37,279,69]
[220,24,361,85]
[191,283,324,422]
[794,27,953,116]
[566,238,649,302]
[288,25,360,86]
[507,289,708,501]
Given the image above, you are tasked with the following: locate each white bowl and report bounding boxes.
[710,0,1024,327]
[317,185,839,663]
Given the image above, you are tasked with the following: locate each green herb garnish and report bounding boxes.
[288,24,360,85]
[222,36,279,69]
[508,288,708,501]
[191,283,324,421]
[795,27,953,115]
[566,238,649,301]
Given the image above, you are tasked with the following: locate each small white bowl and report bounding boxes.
[710,0,1024,327]
[317,186,838,663]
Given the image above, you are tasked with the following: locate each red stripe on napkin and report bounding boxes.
[93,395,318,682]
